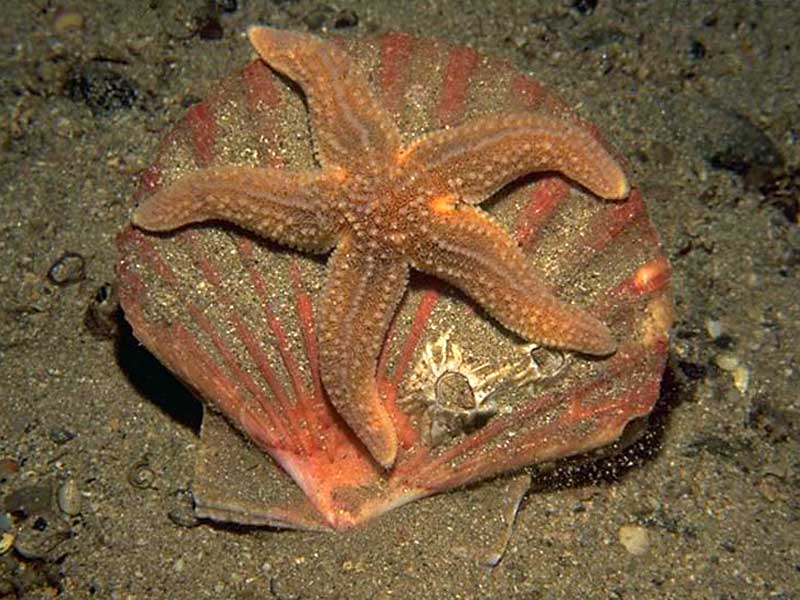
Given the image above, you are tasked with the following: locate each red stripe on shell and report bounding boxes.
[185,102,217,166]
[515,176,570,248]
[378,32,415,114]
[240,60,285,168]
[436,46,480,125]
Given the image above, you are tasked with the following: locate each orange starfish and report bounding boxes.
[132,26,630,469]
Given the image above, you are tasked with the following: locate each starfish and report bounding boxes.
[132,26,630,470]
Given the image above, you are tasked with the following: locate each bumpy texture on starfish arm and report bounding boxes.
[132,25,629,469]
[401,113,630,202]
[403,199,615,356]
[318,236,409,467]
[247,26,402,164]
[133,165,342,253]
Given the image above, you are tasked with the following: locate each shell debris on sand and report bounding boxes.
[619,524,651,556]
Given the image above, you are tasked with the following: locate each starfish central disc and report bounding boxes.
[132,26,629,469]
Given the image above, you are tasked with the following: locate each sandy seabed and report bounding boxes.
[1,1,798,598]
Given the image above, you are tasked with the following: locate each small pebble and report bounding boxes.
[0,532,14,555]
[714,353,739,372]
[733,366,750,394]
[619,524,650,556]
[168,506,199,528]
[66,64,139,114]
[49,427,76,445]
[84,282,120,339]
[127,460,155,489]
[53,9,84,34]
[47,252,86,286]
[713,353,750,393]
[58,478,82,516]
[705,318,723,340]
[0,457,20,482]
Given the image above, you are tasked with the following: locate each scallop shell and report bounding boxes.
[116,31,673,530]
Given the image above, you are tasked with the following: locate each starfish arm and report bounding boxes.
[248,26,401,167]
[132,165,341,253]
[406,202,615,356]
[318,235,409,468]
[400,113,629,202]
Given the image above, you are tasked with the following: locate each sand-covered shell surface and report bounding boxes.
[116,28,673,530]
